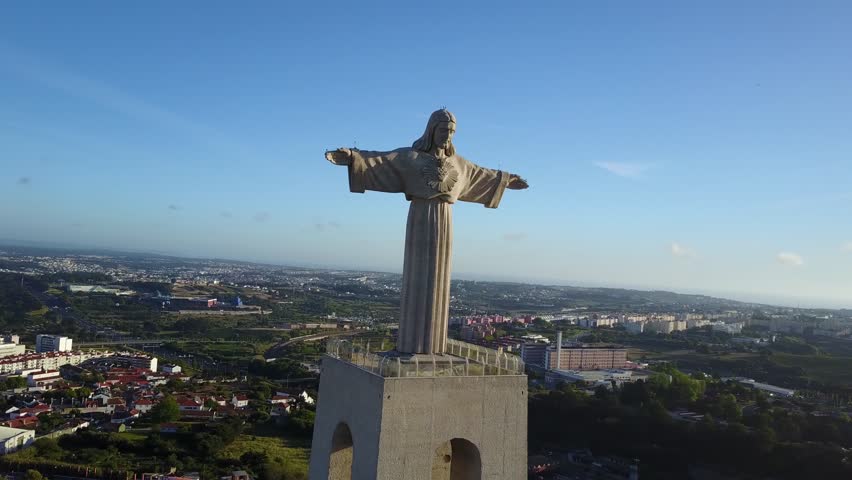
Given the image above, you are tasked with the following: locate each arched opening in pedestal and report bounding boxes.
[432,438,481,480]
[328,422,353,480]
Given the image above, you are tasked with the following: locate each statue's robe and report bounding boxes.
[346,148,510,354]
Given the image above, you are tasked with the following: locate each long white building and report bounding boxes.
[0,343,26,358]
[0,351,105,375]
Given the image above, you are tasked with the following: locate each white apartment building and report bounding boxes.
[161,364,182,374]
[0,343,26,358]
[687,319,711,329]
[711,322,744,334]
[36,335,73,353]
[645,320,674,334]
[26,370,62,388]
[624,322,644,334]
[0,351,105,375]
[112,354,158,371]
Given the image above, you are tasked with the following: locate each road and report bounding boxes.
[24,281,110,338]
[77,338,246,347]
[264,330,361,358]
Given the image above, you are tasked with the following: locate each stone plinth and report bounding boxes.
[308,354,528,480]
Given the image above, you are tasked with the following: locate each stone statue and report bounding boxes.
[326,109,528,354]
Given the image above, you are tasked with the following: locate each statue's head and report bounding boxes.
[412,108,456,156]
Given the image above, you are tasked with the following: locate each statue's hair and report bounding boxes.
[412,109,456,156]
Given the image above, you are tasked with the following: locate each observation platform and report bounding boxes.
[324,337,525,378]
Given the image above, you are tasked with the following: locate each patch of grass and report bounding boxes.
[115,431,147,443]
[27,306,49,318]
[771,353,852,385]
[218,434,310,470]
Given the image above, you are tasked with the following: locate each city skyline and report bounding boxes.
[1,239,846,311]
[3,2,851,307]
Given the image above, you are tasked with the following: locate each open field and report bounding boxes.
[771,353,852,385]
[167,340,277,360]
[218,433,310,473]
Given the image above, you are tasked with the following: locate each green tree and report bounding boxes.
[288,408,315,435]
[24,470,44,480]
[36,412,67,435]
[150,396,180,423]
[4,376,26,390]
[33,437,64,461]
[717,393,742,422]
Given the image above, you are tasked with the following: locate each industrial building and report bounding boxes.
[545,369,652,389]
[522,332,628,371]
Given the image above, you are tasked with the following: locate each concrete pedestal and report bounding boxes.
[308,354,528,480]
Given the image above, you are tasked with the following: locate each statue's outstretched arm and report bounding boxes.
[325,148,405,194]
[458,158,528,208]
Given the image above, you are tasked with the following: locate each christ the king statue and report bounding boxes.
[325,109,528,355]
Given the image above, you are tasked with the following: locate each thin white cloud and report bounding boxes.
[670,242,694,258]
[594,162,651,178]
[776,252,804,267]
[843,242,852,253]
[253,212,270,223]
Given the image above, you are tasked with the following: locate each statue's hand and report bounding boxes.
[507,175,529,190]
[325,148,352,166]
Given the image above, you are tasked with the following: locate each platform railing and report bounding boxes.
[325,337,524,377]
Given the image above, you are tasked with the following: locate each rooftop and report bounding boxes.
[0,426,32,441]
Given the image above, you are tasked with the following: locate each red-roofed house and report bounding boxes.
[178,398,203,411]
[111,409,140,424]
[11,404,51,419]
[231,394,249,409]
[269,394,292,405]
[159,423,178,434]
[134,398,154,413]
[1,416,39,429]
[180,410,217,420]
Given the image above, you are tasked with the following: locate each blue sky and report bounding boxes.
[2,2,851,308]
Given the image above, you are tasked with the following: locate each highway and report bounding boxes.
[264,330,361,358]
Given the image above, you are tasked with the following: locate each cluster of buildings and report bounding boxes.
[522,332,651,391]
[521,332,629,371]
[530,449,640,480]
[452,314,516,326]
[0,342,316,458]
[453,310,751,338]
[750,315,851,337]
[0,335,106,376]
[0,352,169,455]
[572,312,747,335]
